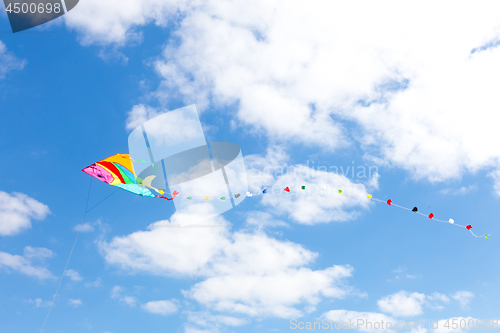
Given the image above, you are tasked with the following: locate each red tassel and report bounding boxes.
[429,213,434,219]
[156,190,179,201]
[387,199,392,206]
[284,187,290,192]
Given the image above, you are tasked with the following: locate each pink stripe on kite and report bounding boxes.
[82,164,114,184]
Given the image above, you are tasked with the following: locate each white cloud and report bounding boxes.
[110,285,137,307]
[142,300,178,315]
[0,191,50,236]
[98,48,129,65]
[388,267,421,282]
[73,223,95,232]
[428,293,450,304]
[0,41,26,79]
[125,104,164,130]
[0,246,54,280]
[100,211,354,319]
[100,214,230,276]
[85,277,102,288]
[377,291,426,317]
[450,291,474,310]
[23,246,53,260]
[26,298,51,308]
[65,269,83,282]
[244,211,288,230]
[439,185,477,195]
[322,310,397,332]
[120,296,138,307]
[186,264,352,318]
[67,0,500,192]
[110,285,124,299]
[183,231,354,318]
[427,292,451,310]
[184,328,220,333]
[68,299,82,307]
[186,311,248,328]
[64,0,181,45]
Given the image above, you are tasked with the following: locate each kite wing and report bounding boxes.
[82,154,156,197]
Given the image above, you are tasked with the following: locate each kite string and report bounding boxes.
[86,188,120,213]
[40,177,93,333]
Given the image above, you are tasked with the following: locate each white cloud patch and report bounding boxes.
[439,185,477,195]
[125,104,164,131]
[100,210,355,319]
[244,211,288,230]
[322,310,397,332]
[110,285,138,307]
[110,285,124,298]
[185,232,353,318]
[73,223,95,232]
[68,299,82,307]
[450,291,474,310]
[142,299,179,315]
[0,191,50,236]
[0,41,26,79]
[0,246,54,280]
[64,0,181,45]
[187,311,248,327]
[98,48,129,65]
[427,293,451,310]
[23,246,53,260]
[376,290,473,318]
[377,291,426,317]
[388,266,421,282]
[65,269,83,282]
[120,296,138,307]
[100,214,230,276]
[85,277,102,288]
[26,298,51,308]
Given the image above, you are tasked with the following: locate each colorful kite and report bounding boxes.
[82,154,178,200]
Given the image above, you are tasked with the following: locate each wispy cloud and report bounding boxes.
[440,185,478,195]
[65,269,83,282]
[100,210,355,319]
[73,223,95,232]
[0,246,55,280]
[0,41,26,79]
[451,291,474,310]
[377,291,426,317]
[0,191,50,236]
[25,298,51,308]
[68,299,82,307]
[85,277,102,288]
[141,300,178,316]
[110,285,137,307]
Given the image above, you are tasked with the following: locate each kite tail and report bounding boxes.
[371,196,489,239]
[156,190,179,201]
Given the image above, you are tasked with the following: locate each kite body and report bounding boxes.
[82,154,157,198]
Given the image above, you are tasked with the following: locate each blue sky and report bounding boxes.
[1,2,500,333]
